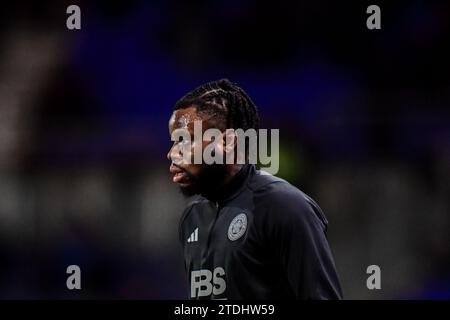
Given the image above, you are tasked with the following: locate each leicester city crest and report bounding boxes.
[228,213,248,241]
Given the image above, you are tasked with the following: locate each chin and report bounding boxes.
[179,184,201,197]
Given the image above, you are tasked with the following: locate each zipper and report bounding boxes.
[204,201,220,258]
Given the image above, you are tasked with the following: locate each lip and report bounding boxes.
[170,164,190,184]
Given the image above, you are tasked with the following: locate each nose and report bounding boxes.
[167,144,175,161]
[167,142,182,163]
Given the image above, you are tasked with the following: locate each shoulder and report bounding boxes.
[248,170,328,231]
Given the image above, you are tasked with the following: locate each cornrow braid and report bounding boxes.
[174,79,260,131]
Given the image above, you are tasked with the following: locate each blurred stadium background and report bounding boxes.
[0,0,449,299]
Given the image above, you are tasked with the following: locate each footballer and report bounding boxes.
[167,79,343,300]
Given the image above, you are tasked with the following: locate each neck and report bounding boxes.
[223,164,244,186]
[201,164,245,202]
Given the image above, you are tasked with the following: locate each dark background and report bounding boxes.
[0,0,449,299]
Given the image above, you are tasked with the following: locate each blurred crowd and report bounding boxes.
[0,1,449,298]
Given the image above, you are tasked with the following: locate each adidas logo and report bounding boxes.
[187,227,199,243]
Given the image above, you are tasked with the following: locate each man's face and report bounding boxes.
[167,106,227,197]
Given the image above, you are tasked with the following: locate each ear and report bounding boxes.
[224,129,237,153]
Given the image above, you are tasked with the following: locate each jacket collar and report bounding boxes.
[202,164,255,205]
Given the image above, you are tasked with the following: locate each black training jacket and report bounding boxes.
[178,164,343,300]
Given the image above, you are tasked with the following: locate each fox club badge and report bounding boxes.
[228,213,248,241]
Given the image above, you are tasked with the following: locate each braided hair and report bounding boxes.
[174,79,260,131]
